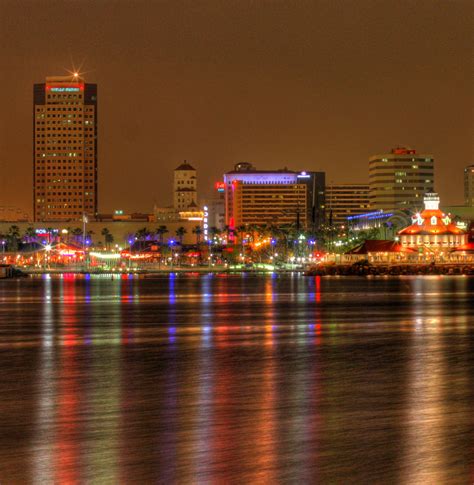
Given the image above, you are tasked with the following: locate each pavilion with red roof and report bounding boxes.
[398,193,467,251]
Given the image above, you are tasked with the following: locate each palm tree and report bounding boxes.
[192,225,203,245]
[23,226,37,244]
[101,227,114,250]
[135,227,151,250]
[45,227,55,244]
[209,226,221,243]
[7,225,21,251]
[175,227,187,245]
[236,224,247,243]
[71,228,83,245]
[155,225,169,245]
[85,230,95,247]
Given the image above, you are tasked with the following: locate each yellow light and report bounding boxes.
[73,72,79,77]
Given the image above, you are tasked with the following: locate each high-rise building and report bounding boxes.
[326,184,370,227]
[173,161,197,211]
[33,75,98,222]
[369,147,434,212]
[464,165,474,206]
[223,163,325,231]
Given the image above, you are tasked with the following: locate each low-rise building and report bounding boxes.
[398,194,466,250]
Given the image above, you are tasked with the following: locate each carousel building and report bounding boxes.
[398,193,467,250]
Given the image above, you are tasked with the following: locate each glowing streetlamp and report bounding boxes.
[169,240,175,270]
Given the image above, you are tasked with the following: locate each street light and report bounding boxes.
[128,238,134,271]
[208,240,212,268]
[169,240,175,270]
[44,244,52,269]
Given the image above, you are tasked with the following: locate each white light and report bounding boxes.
[45,244,52,251]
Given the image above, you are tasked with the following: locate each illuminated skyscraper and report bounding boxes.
[33,75,98,221]
[369,147,434,212]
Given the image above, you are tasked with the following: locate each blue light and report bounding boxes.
[346,211,393,221]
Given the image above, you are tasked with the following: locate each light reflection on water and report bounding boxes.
[0,274,472,482]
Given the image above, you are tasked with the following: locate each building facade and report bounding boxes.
[173,162,197,211]
[223,163,324,232]
[464,165,474,206]
[33,75,98,222]
[325,184,370,227]
[369,147,434,212]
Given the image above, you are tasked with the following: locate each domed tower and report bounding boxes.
[398,193,467,250]
[173,161,197,211]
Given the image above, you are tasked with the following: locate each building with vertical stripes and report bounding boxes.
[369,147,434,212]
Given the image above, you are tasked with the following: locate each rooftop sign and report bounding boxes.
[49,87,80,92]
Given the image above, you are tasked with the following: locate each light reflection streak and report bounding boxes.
[55,278,80,483]
[264,278,275,346]
[33,276,55,484]
[403,277,448,483]
[85,277,120,483]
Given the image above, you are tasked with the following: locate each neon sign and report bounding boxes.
[215,182,225,192]
[50,87,80,92]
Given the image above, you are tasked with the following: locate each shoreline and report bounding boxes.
[5,265,474,278]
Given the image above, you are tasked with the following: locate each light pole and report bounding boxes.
[208,240,212,269]
[82,213,88,270]
[271,238,276,262]
[44,244,52,270]
[169,240,175,270]
[128,238,134,271]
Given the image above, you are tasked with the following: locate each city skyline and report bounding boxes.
[0,0,472,217]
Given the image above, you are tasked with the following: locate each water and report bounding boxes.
[0,273,473,483]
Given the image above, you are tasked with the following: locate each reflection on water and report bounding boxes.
[0,274,473,482]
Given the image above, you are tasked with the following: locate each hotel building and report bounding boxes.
[369,147,434,212]
[325,184,370,227]
[33,75,98,222]
[223,163,325,231]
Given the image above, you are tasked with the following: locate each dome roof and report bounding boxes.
[398,194,465,236]
[175,161,196,171]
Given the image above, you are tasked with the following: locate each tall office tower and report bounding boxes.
[297,171,326,233]
[223,162,325,231]
[369,147,434,212]
[464,165,474,206]
[33,75,98,222]
[173,161,197,211]
[325,184,370,227]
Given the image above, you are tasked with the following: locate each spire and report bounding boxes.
[424,193,440,211]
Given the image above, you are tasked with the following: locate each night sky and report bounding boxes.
[0,0,472,216]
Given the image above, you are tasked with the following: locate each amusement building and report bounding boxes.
[343,193,472,264]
